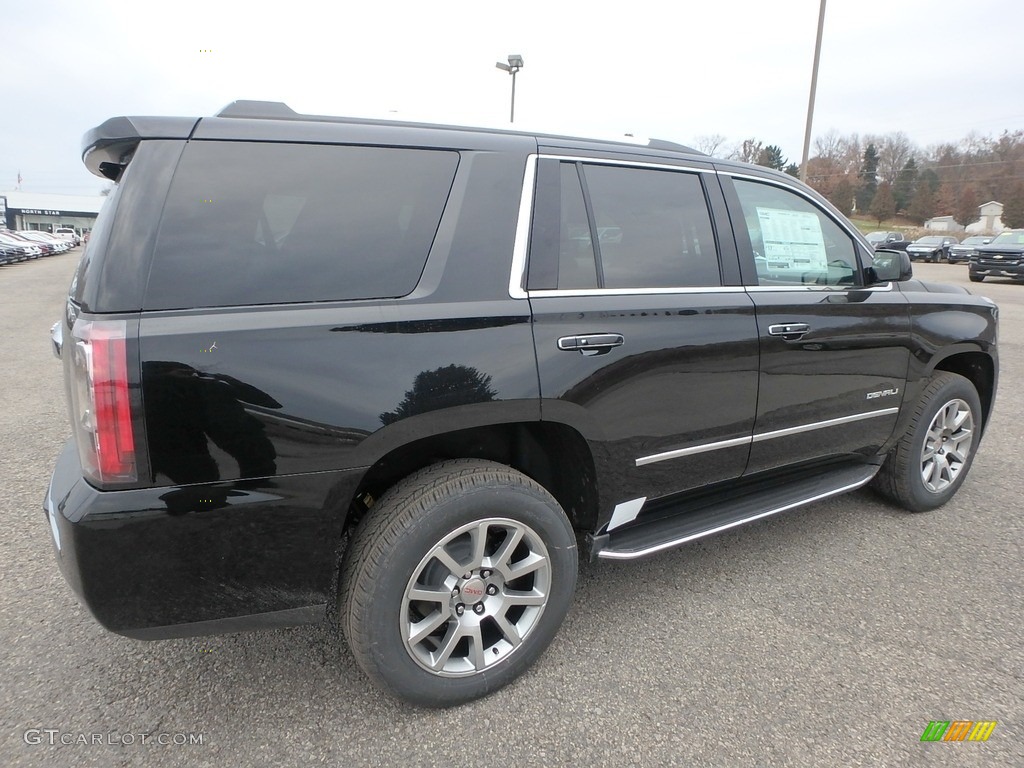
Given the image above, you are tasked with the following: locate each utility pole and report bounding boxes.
[800,0,827,183]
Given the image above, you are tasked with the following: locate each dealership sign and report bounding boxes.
[21,208,63,216]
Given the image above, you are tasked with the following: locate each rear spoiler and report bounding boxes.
[82,116,199,180]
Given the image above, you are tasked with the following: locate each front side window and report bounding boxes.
[732,178,859,287]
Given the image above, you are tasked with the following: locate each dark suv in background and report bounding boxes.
[45,101,999,707]
[865,231,910,251]
[948,235,992,264]
[906,235,959,262]
[969,229,1024,282]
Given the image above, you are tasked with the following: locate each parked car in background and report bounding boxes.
[55,228,81,246]
[969,229,1024,282]
[865,231,910,251]
[907,235,959,262]
[948,236,992,264]
[0,232,42,259]
[14,232,62,255]
[0,243,24,265]
[18,231,70,254]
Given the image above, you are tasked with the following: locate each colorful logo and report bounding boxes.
[920,720,997,742]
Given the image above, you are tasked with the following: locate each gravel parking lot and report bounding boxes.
[1,252,1020,767]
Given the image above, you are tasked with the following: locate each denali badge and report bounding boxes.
[867,387,900,400]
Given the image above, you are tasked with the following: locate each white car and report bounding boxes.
[0,232,43,258]
[16,231,70,254]
[55,228,81,246]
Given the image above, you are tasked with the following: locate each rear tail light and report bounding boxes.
[68,318,137,484]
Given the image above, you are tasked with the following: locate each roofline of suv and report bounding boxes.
[82,100,713,179]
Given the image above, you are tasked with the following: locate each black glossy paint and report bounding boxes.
[47,440,360,635]
[46,106,1000,640]
[138,302,539,483]
[532,293,759,510]
[742,287,912,473]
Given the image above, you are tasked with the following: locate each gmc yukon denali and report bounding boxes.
[44,101,999,707]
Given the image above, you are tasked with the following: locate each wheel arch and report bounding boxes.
[927,348,996,432]
[346,419,600,539]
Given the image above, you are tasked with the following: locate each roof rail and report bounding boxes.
[216,101,301,120]
[648,138,704,155]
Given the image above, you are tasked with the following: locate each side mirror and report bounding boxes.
[867,249,913,283]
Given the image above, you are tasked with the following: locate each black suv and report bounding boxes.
[969,229,1024,282]
[45,102,999,707]
[865,231,910,251]
[906,235,959,262]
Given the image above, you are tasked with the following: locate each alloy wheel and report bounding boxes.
[920,398,974,493]
[401,518,551,677]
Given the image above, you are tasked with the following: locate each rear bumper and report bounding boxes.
[44,439,364,639]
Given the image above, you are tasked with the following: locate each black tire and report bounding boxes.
[871,372,982,512]
[339,459,577,707]
[969,274,984,282]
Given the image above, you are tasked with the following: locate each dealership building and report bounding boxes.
[0,191,106,235]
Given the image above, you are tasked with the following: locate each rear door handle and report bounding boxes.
[558,333,624,356]
[768,323,810,340]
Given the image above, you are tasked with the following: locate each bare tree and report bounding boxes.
[877,132,915,185]
[730,138,764,164]
[693,134,728,157]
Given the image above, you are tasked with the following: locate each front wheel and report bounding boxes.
[872,372,982,512]
[969,274,984,282]
[339,459,578,707]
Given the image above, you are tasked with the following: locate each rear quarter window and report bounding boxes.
[146,142,459,309]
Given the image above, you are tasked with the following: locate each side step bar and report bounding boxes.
[595,463,879,561]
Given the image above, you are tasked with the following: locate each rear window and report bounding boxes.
[146,142,459,309]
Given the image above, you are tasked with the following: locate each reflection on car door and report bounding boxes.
[720,173,911,475]
[525,155,759,522]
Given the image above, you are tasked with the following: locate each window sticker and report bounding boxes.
[756,207,827,276]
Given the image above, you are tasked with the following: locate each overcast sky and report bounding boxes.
[2,0,1022,195]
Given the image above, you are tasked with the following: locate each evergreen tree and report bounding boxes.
[918,168,940,196]
[856,143,879,212]
[756,145,787,171]
[893,158,918,212]
[784,163,800,178]
[870,183,896,225]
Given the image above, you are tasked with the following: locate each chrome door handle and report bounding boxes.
[558,333,624,356]
[768,323,810,340]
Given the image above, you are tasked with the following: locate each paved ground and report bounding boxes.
[1,252,1020,767]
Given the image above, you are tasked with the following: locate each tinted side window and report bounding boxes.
[732,179,859,287]
[147,142,459,308]
[582,164,721,289]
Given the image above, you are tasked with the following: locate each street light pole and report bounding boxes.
[800,0,827,183]
[510,69,517,123]
[495,55,524,124]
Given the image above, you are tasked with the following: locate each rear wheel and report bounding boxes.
[339,459,578,707]
[872,372,982,512]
